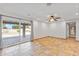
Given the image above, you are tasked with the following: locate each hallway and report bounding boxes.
[0,37,79,56]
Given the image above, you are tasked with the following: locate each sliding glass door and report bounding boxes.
[1,16,32,48]
[2,16,20,47]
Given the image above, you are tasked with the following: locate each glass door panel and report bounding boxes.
[25,24,31,41]
[20,20,31,43]
[2,16,20,48]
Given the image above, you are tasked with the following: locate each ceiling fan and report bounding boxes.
[48,15,61,22]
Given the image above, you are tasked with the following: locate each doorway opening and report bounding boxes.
[66,22,76,40]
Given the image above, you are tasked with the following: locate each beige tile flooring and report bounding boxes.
[0,37,79,56]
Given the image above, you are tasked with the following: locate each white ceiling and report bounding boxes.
[0,3,79,22]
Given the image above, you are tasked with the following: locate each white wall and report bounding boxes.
[33,20,49,39]
[33,20,67,39]
[48,22,66,39]
[76,21,79,41]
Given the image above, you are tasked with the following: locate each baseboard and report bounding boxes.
[32,36,50,41]
[48,36,66,40]
[32,36,66,41]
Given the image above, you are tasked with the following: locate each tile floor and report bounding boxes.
[0,37,79,56]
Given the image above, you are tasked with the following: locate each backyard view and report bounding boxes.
[2,23,19,38]
[1,16,32,47]
[2,23,31,38]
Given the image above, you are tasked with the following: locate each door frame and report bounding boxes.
[66,22,76,39]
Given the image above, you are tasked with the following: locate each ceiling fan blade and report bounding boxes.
[55,17,61,19]
[54,19,57,21]
[53,17,61,21]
